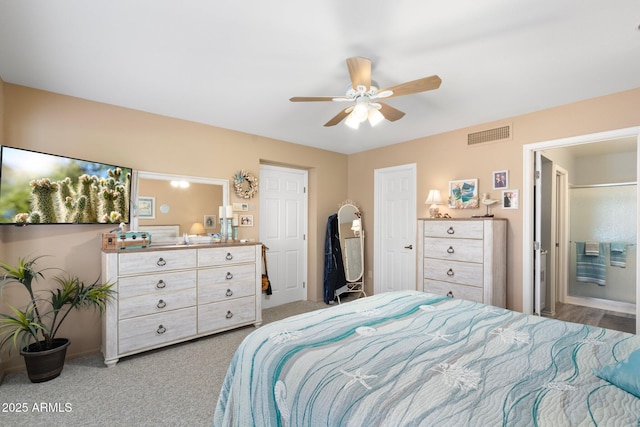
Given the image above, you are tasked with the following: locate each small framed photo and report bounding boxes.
[232,202,249,212]
[138,196,155,219]
[493,170,509,189]
[502,190,519,209]
[448,178,479,209]
[239,215,254,227]
[203,214,217,229]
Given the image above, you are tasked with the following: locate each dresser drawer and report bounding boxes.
[423,220,484,239]
[118,249,196,275]
[424,237,483,263]
[423,258,483,287]
[118,307,197,354]
[119,288,196,320]
[118,270,197,299]
[197,264,256,304]
[198,296,256,334]
[423,280,484,303]
[198,246,256,266]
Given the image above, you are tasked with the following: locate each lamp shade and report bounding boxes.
[425,189,443,204]
[367,107,384,127]
[352,100,369,121]
[189,222,205,235]
[345,112,361,129]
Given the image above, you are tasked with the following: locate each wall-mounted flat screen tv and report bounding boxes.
[0,146,132,225]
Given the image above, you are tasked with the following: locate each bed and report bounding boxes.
[213,291,640,426]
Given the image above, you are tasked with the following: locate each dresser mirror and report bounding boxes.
[336,201,366,302]
[131,170,229,241]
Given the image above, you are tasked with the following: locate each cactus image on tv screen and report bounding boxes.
[0,146,132,224]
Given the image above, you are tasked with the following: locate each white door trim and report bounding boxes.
[522,127,640,332]
[552,164,569,314]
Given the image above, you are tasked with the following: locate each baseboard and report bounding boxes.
[564,295,636,315]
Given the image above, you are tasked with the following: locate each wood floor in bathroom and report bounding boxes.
[546,302,636,334]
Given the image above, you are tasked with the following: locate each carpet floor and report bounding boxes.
[0,299,328,427]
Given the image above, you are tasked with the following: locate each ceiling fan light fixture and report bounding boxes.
[367,107,384,127]
[290,57,441,128]
[352,100,369,122]
[345,112,361,129]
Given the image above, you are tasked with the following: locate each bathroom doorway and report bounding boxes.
[522,126,640,334]
[542,142,636,316]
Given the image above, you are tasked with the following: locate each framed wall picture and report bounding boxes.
[232,202,249,211]
[502,190,519,209]
[448,179,479,209]
[239,215,254,226]
[138,196,155,219]
[493,170,509,189]
[204,214,216,229]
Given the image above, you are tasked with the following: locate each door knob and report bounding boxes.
[404,245,413,250]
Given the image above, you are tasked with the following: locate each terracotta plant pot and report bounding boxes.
[20,338,70,383]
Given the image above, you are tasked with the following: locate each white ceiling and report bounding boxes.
[1,1,640,154]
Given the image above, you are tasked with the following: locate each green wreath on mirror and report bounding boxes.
[234,170,258,199]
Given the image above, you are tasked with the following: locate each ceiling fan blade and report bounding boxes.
[324,108,351,127]
[380,75,442,99]
[378,103,406,122]
[290,96,338,102]
[346,57,371,91]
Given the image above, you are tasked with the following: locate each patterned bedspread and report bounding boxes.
[213,291,640,426]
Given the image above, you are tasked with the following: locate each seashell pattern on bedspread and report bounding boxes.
[213,291,640,426]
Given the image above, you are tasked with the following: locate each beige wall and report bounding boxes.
[350,87,640,312]
[0,84,347,372]
[1,81,640,374]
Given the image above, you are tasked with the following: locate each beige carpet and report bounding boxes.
[0,299,328,427]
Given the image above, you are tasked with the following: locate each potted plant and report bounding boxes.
[0,255,115,383]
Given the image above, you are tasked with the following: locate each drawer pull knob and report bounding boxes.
[226,272,233,280]
[447,291,454,298]
[447,227,455,235]
[226,288,233,297]
[156,325,166,334]
[225,310,233,319]
[226,252,233,260]
[446,268,454,277]
[447,246,455,254]
[156,280,166,289]
[157,299,167,309]
[157,257,167,267]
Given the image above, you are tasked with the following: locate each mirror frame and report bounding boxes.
[130,170,229,230]
[337,201,364,283]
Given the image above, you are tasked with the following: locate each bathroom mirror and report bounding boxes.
[130,170,229,242]
[336,201,366,301]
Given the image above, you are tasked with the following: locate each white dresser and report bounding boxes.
[417,218,507,307]
[101,243,262,366]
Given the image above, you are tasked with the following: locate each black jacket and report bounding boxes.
[323,213,346,304]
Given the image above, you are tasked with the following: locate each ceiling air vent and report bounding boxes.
[467,125,511,146]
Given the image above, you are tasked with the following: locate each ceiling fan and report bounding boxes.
[290,57,441,129]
